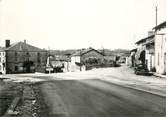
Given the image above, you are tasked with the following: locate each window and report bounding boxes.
[37,52,40,56]
[25,52,30,61]
[15,66,18,71]
[15,52,17,56]
[15,52,18,61]
[37,52,41,64]
[26,52,29,55]
[15,57,18,62]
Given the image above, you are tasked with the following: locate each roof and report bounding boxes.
[135,35,155,45]
[5,41,47,52]
[72,48,104,56]
[130,48,137,53]
[50,55,70,61]
[50,61,63,67]
[144,37,154,45]
[104,56,116,61]
[0,47,5,51]
[153,21,166,31]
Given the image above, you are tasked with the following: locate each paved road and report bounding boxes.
[37,79,166,117]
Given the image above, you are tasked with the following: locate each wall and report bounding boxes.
[146,52,155,71]
[81,50,103,64]
[0,51,6,74]
[145,42,155,71]
[71,56,80,65]
[6,51,48,73]
[155,28,166,74]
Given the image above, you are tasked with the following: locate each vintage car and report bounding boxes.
[134,64,152,76]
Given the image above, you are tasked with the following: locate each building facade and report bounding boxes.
[134,31,155,72]
[46,55,71,73]
[0,49,6,74]
[127,49,137,67]
[145,34,155,71]
[71,48,104,71]
[154,21,166,74]
[3,40,48,74]
[135,38,146,66]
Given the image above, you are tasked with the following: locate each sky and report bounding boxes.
[0,0,166,50]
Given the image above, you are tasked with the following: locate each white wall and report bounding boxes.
[70,56,86,72]
[71,56,80,65]
[146,52,155,71]
[155,28,166,74]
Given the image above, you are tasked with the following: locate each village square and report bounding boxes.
[1,0,166,117]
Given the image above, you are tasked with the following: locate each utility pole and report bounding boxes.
[155,5,158,27]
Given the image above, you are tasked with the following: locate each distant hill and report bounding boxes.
[49,49,77,56]
[99,49,130,56]
[49,49,130,57]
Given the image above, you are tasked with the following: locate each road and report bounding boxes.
[37,79,166,117]
[2,65,166,117]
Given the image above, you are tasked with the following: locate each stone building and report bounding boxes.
[71,47,104,71]
[3,40,48,74]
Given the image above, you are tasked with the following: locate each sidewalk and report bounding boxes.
[153,73,166,79]
[101,66,166,98]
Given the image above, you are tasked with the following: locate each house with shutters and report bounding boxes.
[1,40,48,74]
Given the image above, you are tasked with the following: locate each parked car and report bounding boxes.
[134,64,152,76]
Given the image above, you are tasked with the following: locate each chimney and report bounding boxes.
[24,40,26,44]
[5,40,10,48]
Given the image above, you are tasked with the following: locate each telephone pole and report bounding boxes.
[155,5,158,27]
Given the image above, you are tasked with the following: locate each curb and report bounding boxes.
[153,73,166,79]
[123,85,166,98]
[101,79,166,98]
[4,97,20,117]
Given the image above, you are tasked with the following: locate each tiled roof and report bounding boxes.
[153,21,166,31]
[5,41,46,52]
[72,48,104,56]
[49,55,70,61]
[135,35,155,45]
[130,48,137,53]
